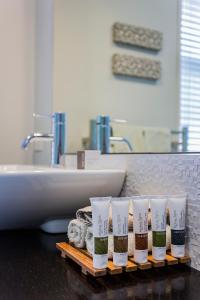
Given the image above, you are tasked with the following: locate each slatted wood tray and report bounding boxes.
[56,242,191,277]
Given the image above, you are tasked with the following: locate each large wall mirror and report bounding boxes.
[52,0,186,154]
[3,0,199,166]
[51,1,196,154]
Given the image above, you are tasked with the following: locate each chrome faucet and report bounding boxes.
[94,115,133,153]
[21,112,66,166]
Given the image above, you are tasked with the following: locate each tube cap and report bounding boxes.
[113,252,128,266]
[93,254,108,269]
[152,246,166,260]
[134,249,148,263]
[171,245,185,258]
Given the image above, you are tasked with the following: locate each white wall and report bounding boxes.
[53,0,180,152]
[0,0,55,165]
[33,0,53,165]
[0,0,35,164]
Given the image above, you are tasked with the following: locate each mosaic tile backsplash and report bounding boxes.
[122,154,200,271]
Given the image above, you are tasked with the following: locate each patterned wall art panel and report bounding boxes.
[121,154,200,271]
[113,22,162,51]
[112,54,161,80]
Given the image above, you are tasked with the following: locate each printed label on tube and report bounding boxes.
[114,235,128,253]
[150,197,167,260]
[94,237,108,254]
[135,233,148,250]
[153,231,166,247]
[132,197,149,263]
[90,197,110,269]
[112,198,129,266]
[171,229,185,245]
[168,196,186,257]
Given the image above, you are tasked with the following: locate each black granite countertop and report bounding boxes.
[0,230,199,300]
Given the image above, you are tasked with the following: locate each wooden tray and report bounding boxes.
[56,242,191,277]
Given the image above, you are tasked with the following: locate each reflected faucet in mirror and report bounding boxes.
[21,112,66,166]
[87,116,189,153]
[90,115,133,154]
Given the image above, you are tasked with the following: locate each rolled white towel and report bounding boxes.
[85,225,171,258]
[67,219,88,248]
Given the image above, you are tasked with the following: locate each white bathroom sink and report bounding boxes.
[0,165,125,232]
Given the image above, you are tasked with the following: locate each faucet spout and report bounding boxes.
[21,111,66,166]
[94,115,133,153]
[21,133,53,149]
[110,136,133,152]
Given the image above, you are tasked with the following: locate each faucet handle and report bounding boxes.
[33,112,66,125]
[33,113,52,119]
[111,119,127,124]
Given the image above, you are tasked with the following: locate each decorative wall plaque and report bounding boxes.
[112,54,161,80]
[113,22,162,51]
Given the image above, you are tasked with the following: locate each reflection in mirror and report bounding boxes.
[52,0,199,153]
[1,0,200,166]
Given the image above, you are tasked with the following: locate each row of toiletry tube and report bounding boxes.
[90,195,186,269]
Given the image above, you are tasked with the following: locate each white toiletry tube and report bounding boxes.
[168,195,186,257]
[150,196,168,260]
[111,198,129,266]
[132,196,149,263]
[90,197,111,269]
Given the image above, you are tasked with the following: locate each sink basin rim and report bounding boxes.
[0,164,126,176]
